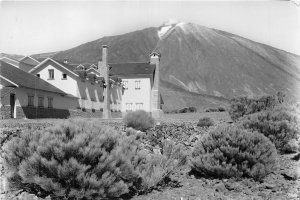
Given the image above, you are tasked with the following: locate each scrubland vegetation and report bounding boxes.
[1,92,299,199]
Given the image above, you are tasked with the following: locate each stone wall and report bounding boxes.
[0,105,11,119]
[1,106,122,119]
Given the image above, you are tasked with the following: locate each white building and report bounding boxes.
[0,46,163,119]
[28,57,122,114]
[0,60,78,119]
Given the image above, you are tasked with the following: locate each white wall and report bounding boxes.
[121,78,151,112]
[37,63,78,97]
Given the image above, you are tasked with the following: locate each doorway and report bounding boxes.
[10,93,15,118]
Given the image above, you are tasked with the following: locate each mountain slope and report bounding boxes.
[31,21,300,110]
[33,27,159,64]
[155,22,300,101]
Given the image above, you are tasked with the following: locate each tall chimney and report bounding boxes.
[150,52,163,118]
[101,45,111,118]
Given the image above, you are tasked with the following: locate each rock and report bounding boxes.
[153,146,161,155]
[257,191,268,198]
[262,182,277,190]
[281,169,299,181]
[292,153,300,161]
[224,181,243,192]
[215,183,227,193]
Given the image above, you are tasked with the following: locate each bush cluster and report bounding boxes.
[239,106,300,153]
[229,92,284,120]
[204,107,226,112]
[197,117,214,128]
[2,119,186,199]
[3,120,142,199]
[191,125,278,181]
[123,110,154,131]
[165,107,197,114]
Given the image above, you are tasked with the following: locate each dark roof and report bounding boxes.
[0,61,68,95]
[0,57,20,67]
[19,56,40,66]
[35,58,46,62]
[109,62,155,76]
[54,60,78,73]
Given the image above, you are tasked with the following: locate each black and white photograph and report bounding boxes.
[0,0,299,199]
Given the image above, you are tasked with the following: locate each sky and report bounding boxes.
[0,1,300,56]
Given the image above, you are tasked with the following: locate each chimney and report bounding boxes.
[101,45,111,118]
[150,52,163,118]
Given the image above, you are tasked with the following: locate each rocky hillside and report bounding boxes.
[30,21,300,110]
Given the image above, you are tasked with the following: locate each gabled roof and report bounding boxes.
[109,62,155,76]
[75,63,97,70]
[19,56,40,66]
[0,61,68,95]
[0,57,20,68]
[86,67,100,76]
[29,58,79,77]
[35,58,46,63]
[89,64,98,69]
[150,51,161,57]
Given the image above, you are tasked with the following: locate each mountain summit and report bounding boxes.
[31,22,300,110]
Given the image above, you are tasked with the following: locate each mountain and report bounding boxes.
[33,27,159,64]
[31,21,300,110]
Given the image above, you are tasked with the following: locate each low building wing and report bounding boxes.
[0,61,67,95]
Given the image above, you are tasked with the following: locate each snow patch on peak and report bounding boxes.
[161,19,179,26]
[177,22,188,33]
[158,20,185,39]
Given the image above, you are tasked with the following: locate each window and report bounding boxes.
[126,103,133,111]
[28,95,34,107]
[62,73,67,79]
[48,97,53,108]
[123,81,128,90]
[136,103,143,110]
[36,74,40,77]
[48,69,54,79]
[38,96,44,107]
[135,80,141,90]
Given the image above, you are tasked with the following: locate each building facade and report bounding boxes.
[0,46,163,119]
[0,61,79,119]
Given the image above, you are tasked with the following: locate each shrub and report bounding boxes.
[188,107,197,113]
[197,117,214,128]
[229,93,284,121]
[124,110,154,131]
[100,108,103,112]
[218,106,226,112]
[136,140,187,193]
[205,107,218,112]
[91,108,95,112]
[191,125,277,181]
[179,107,189,113]
[2,119,143,199]
[239,106,300,153]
